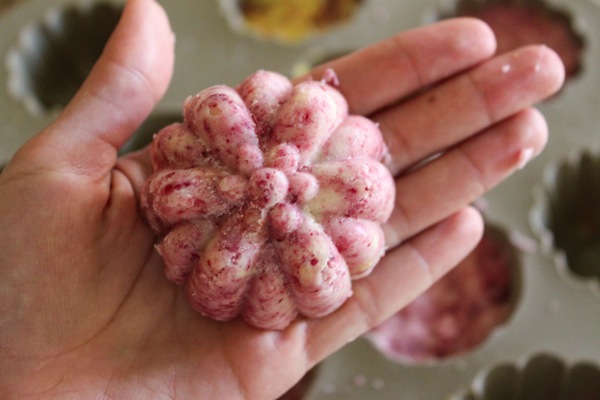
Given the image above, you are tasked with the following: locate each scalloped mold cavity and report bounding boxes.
[434,0,585,82]
[452,353,600,400]
[366,223,521,365]
[6,1,122,116]
[218,0,365,45]
[531,147,600,283]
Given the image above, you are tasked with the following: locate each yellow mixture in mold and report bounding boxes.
[239,0,363,43]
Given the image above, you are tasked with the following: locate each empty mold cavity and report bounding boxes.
[452,353,600,400]
[434,0,585,81]
[366,223,521,365]
[6,1,122,116]
[531,147,600,283]
[219,0,365,44]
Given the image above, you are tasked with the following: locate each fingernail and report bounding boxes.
[516,147,535,169]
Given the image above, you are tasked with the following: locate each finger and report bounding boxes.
[16,0,174,176]
[378,45,564,174]
[383,107,547,249]
[303,206,484,364]
[115,148,154,198]
[303,18,496,115]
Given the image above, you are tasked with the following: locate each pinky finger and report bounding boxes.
[303,206,484,365]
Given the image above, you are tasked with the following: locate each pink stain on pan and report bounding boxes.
[368,226,516,364]
[464,1,584,79]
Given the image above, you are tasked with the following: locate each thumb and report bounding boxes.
[12,0,175,177]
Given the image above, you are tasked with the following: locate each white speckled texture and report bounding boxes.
[141,70,394,329]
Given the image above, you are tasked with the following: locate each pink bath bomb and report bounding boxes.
[141,69,395,329]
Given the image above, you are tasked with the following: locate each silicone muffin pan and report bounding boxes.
[5,0,121,116]
[1,0,600,398]
[452,352,600,400]
[430,0,586,80]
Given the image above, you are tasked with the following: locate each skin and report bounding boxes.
[0,0,564,399]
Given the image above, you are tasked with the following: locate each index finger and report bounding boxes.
[305,18,497,115]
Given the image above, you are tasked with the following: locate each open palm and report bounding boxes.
[0,0,563,399]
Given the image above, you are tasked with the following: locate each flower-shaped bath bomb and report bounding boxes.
[140,69,395,329]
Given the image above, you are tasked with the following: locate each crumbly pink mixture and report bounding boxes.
[141,69,395,329]
[367,229,514,363]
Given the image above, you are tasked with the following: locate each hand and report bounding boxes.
[0,0,564,398]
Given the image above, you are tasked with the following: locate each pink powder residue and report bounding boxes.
[467,2,583,78]
[368,227,515,363]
